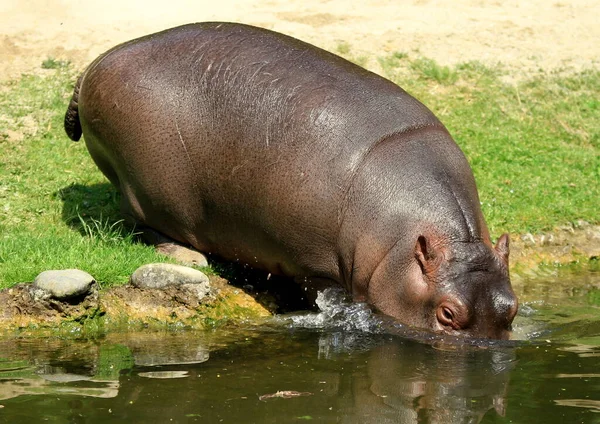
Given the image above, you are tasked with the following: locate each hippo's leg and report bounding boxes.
[136,225,209,268]
[109,178,209,268]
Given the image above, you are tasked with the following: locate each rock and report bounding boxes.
[557,223,575,234]
[181,283,211,300]
[155,243,209,267]
[131,263,210,290]
[539,233,555,246]
[574,220,591,229]
[33,269,95,300]
[521,233,536,247]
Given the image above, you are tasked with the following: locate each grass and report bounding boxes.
[335,41,369,68]
[0,54,598,288]
[40,57,71,70]
[392,60,599,236]
[0,64,172,288]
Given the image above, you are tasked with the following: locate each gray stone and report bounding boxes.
[181,282,211,300]
[539,233,555,246]
[131,263,210,290]
[521,233,536,247]
[33,269,95,300]
[557,223,575,234]
[155,243,209,267]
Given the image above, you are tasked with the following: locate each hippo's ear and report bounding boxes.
[495,233,510,264]
[415,235,440,275]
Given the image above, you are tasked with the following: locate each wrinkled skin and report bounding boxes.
[64,22,518,339]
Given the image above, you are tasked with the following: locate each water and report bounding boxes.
[0,273,599,423]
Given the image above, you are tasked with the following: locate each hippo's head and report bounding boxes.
[367,233,518,340]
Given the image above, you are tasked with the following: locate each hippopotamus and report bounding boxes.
[64,22,518,339]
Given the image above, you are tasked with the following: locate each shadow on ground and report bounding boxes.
[56,182,311,314]
[57,182,123,236]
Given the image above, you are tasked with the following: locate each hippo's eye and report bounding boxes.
[442,307,453,321]
[436,304,457,329]
[437,299,469,331]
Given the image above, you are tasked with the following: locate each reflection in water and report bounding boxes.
[0,330,515,423]
[126,335,210,366]
[0,378,119,400]
[38,368,93,382]
[554,399,600,412]
[0,361,119,400]
[0,332,212,402]
[0,273,599,422]
[138,371,189,379]
[559,344,600,358]
[320,333,514,423]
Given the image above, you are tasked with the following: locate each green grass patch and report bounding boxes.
[334,41,369,68]
[0,55,598,287]
[410,57,458,84]
[334,41,351,56]
[41,57,71,70]
[0,62,172,288]
[377,56,599,236]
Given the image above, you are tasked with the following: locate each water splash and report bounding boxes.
[280,287,384,333]
[277,288,526,348]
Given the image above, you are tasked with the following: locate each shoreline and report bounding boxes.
[0,223,597,336]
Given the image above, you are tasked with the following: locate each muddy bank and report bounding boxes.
[0,223,597,335]
[0,276,272,336]
[510,221,599,275]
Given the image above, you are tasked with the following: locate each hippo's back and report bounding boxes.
[76,22,459,278]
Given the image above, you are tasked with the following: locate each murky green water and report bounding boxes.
[1,272,599,423]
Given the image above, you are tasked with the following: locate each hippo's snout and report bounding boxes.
[435,289,518,340]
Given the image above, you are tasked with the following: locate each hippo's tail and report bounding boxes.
[64,74,83,141]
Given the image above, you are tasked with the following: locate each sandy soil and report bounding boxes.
[1,0,599,82]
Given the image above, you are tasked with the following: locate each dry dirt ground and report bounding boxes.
[2,0,599,81]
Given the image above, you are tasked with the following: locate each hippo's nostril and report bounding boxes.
[496,290,519,326]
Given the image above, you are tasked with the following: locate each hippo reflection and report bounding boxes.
[332,335,514,423]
